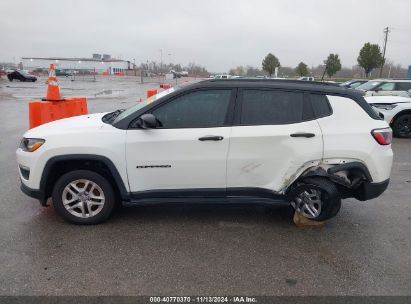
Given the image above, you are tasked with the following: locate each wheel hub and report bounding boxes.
[61,179,105,218]
[291,188,323,219]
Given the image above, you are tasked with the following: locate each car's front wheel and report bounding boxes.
[392,114,411,138]
[52,170,116,224]
[288,177,341,221]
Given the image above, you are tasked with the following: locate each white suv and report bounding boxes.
[357,79,411,97]
[365,95,411,138]
[17,79,393,224]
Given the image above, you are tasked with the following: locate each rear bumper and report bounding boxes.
[20,182,47,206]
[354,179,390,201]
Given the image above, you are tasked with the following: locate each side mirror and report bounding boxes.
[374,88,381,92]
[135,114,159,129]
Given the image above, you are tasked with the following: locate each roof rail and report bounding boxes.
[206,78,341,87]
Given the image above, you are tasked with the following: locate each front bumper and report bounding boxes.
[20,182,47,206]
[354,179,390,201]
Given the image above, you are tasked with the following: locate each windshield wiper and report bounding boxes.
[102,109,125,124]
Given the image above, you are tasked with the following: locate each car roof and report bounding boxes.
[368,79,411,82]
[184,78,363,97]
[112,78,380,129]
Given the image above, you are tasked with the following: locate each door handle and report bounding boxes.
[198,135,224,141]
[290,132,315,138]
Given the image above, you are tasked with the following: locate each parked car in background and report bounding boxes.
[17,79,392,224]
[214,74,231,79]
[7,70,37,82]
[357,79,411,97]
[55,69,70,77]
[366,95,411,138]
[298,76,314,81]
[340,79,368,89]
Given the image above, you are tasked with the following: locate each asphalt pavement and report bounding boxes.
[0,76,410,296]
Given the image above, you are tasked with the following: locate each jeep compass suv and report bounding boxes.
[17,79,393,224]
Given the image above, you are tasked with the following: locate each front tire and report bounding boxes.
[392,114,411,138]
[288,177,341,221]
[52,170,116,224]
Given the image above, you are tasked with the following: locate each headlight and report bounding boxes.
[371,103,398,111]
[19,138,45,152]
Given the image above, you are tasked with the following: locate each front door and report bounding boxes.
[126,89,235,192]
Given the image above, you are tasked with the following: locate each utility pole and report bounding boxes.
[379,26,390,77]
[159,49,163,70]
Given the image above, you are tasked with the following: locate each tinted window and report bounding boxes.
[240,90,309,125]
[151,89,231,128]
[396,82,411,90]
[310,94,332,118]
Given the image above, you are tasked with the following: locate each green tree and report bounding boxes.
[262,53,280,77]
[295,62,309,77]
[357,43,384,77]
[322,53,341,80]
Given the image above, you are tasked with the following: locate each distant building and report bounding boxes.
[408,66,411,79]
[21,54,134,75]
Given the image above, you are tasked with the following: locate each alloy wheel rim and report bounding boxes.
[291,189,322,219]
[62,179,105,218]
[397,117,411,137]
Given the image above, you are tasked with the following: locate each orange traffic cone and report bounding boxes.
[43,64,64,101]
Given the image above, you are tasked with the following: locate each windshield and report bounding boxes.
[350,82,365,89]
[112,87,177,124]
[356,81,381,91]
[18,70,30,76]
[340,80,351,86]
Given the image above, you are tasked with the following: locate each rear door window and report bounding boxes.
[395,82,411,91]
[239,89,313,125]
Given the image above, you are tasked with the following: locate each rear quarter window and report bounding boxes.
[309,94,332,118]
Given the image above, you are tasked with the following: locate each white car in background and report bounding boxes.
[365,95,411,138]
[298,76,314,81]
[214,74,232,79]
[357,79,411,97]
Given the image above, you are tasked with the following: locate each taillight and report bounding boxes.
[371,128,392,145]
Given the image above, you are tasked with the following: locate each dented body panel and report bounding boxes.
[226,119,323,192]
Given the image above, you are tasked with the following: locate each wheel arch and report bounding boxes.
[288,161,373,200]
[40,154,129,205]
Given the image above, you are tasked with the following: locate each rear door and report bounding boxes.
[227,89,323,192]
[395,82,411,95]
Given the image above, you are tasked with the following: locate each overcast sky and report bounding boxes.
[1,0,410,72]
